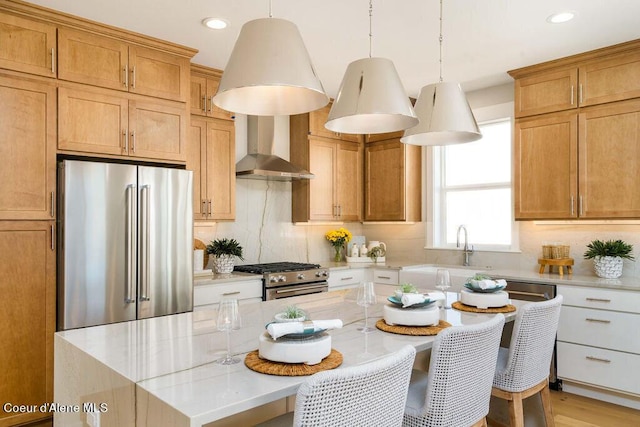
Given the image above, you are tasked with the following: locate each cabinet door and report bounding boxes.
[58,27,128,91]
[187,118,207,219]
[309,103,360,142]
[206,76,235,120]
[514,112,578,219]
[0,13,56,77]
[365,130,405,143]
[58,86,128,156]
[129,45,189,102]
[129,98,186,162]
[336,141,362,221]
[364,139,407,221]
[0,75,56,220]
[309,137,337,220]
[578,100,640,218]
[190,74,208,116]
[206,119,235,220]
[580,51,640,107]
[514,68,578,118]
[0,221,55,426]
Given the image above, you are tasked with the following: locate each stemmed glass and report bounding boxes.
[216,298,242,365]
[435,269,451,309]
[357,281,376,333]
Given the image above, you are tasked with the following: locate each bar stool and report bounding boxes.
[490,295,563,427]
[403,314,505,427]
[257,345,416,427]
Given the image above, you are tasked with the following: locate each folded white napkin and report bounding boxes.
[266,319,343,340]
[471,279,507,289]
[401,292,444,307]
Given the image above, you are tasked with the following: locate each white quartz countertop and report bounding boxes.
[55,286,525,426]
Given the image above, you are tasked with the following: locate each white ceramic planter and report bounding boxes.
[593,256,624,279]
[211,254,235,274]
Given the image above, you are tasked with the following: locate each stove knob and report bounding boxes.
[297,273,305,280]
[315,271,322,277]
[269,276,278,283]
[321,270,328,277]
[278,275,286,282]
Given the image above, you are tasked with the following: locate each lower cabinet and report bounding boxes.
[328,268,366,291]
[372,269,399,286]
[0,221,56,426]
[194,279,262,311]
[556,285,640,404]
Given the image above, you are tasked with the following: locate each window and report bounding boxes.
[431,119,516,251]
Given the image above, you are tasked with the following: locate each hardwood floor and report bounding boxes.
[549,390,640,427]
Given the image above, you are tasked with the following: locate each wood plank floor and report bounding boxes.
[549,390,640,427]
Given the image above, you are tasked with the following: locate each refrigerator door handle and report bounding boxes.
[140,184,151,301]
[125,184,136,303]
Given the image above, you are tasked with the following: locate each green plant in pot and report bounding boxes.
[584,239,635,279]
[206,238,244,274]
[274,305,307,323]
[369,245,386,263]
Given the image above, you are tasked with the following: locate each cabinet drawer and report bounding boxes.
[194,280,262,307]
[557,342,640,396]
[373,269,399,285]
[558,306,640,354]
[328,269,365,290]
[557,285,640,313]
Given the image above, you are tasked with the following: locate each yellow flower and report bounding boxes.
[325,227,352,247]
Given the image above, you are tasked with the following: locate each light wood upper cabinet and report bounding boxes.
[0,13,56,77]
[364,137,421,222]
[0,220,55,427]
[578,100,640,218]
[579,51,640,107]
[308,102,361,142]
[58,84,187,162]
[514,112,578,220]
[187,117,235,221]
[190,66,234,120]
[0,74,56,220]
[514,68,578,118]
[58,28,190,102]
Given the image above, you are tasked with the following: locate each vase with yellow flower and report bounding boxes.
[325,227,352,262]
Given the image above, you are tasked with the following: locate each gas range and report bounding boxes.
[233,262,330,300]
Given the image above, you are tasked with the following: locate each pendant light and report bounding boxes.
[401,0,481,146]
[325,0,418,134]
[213,1,329,116]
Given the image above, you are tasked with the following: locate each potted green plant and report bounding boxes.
[274,305,307,323]
[395,283,418,299]
[206,238,244,274]
[584,239,635,279]
[368,245,386,263]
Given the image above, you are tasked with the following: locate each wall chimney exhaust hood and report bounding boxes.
[236,116,314,181]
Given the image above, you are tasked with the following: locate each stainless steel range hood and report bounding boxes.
[236,116,314,181]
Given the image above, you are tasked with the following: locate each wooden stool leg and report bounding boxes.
[567,266,573,275]
[508,393,525,427]
[558,266,564,277]
[539,264,545,274]
[540,383,555,427]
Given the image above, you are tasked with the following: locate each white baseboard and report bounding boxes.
[561,381,640,410]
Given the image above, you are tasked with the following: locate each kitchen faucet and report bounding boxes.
[456,225,474,266]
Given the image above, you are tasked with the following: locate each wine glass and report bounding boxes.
[435,269,451,309]
[357,282,376,333]
[216,298,242,365]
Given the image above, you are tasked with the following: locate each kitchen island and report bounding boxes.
[54,286,524,427]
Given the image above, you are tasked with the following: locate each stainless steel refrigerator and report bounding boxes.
[57,160,193,330]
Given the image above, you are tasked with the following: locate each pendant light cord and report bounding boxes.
[268,0,273,18]
[438,0,444,82]
[369,0,373,58]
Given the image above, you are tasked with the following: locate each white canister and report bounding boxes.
[194,249,204,272]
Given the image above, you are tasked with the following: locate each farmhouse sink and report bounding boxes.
[399,265,489,292]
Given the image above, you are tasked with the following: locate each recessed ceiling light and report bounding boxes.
[546,11,576,24]
[202,17,229,30]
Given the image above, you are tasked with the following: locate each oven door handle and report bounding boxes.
[275,284,327,294]
[508,289,550,300]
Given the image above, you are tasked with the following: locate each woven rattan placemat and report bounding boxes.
[244,349,343,376]
[452,301,516,313]
[375,319,452,336]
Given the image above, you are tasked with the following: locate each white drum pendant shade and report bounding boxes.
[401,82,481,146]
[213,18,329,116]
[325,57,418,134]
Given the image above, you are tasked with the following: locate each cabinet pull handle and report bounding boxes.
[341,276,354,281]
[377,275,391,280]
[51,48,55,74]
[586,356,611,364]
[123,130,128,153]
[570,85,574,105]
[202,200,207,218]
[123,66,128,87]
[202,96,207,114]
[570,196,575,216]
[586,297,611,303]
[222,291,241,296]
[208,200,212,216]
[50,224,55,251]
[579,195,584,216]
[586,318,611,324]
[131,66,136,89]
[130,131,136,152]
[338,205,342,217]
[579,84,583,105]
[50,191,55,218]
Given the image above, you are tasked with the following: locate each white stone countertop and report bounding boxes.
[55,286,525,426]
[194,270,262,284]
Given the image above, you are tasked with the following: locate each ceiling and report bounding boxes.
[24,0,640,98]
